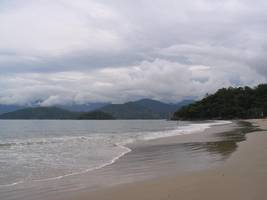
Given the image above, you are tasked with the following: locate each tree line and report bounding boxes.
[173,84,267,120]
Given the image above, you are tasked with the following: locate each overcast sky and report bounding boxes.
[0,0,266,105]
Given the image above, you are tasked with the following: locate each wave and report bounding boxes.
[0,181,24,188]
[0,136,95,147]
[0,143,131,188]
[32,143,132,182]
[0,120,231,188]
[138,120,232,141]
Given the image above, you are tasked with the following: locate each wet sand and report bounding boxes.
[71,119,267,200]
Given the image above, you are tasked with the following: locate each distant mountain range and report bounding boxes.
[0,105,25,115]
[0,98,194,120]
[0,103,109,114]
[0,107,115,120]
[78,111,114,120]
[98,102,161,119]
[59,102,109,112]
[98,99,194,119]
[0,107,78,120]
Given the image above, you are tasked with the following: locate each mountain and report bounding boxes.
[0,107,116,120]
[98,99,194,119]
[78,111,114,120]
[0,98,195,120]
[172,84,267,120]
[0,105,24,115]
[0,102,109,115]
[59,102,109,112]
[134,99,181,118]
[98,102,161,119]
[175,99,195,107]
[0,107,79,119]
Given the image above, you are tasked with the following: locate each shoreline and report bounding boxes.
[68,119,267,200]
[0,120,233,189]
[0,120,259,200]
[129,120,236,148]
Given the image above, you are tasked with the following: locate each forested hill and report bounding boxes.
[98,102,161,119]
[172,84,267,120]
[0,107,114,120]
[0,107,79,119]
[0,99,193,119]
[97,99,194,119]
[133,99,194,118]
[78,111,114,120]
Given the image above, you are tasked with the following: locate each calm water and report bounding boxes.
[0,120,230,188]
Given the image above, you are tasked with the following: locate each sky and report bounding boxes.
[0,0,266,105]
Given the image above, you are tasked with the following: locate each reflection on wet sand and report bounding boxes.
[183,121,262,160]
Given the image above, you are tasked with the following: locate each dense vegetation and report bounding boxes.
[59,102,109,112]
[0,105,24,115]
[172,84,267,120]
[0,107,114,120]
[134,99,194,118]
[98,99,194,119]
[78,111,114,120]
[0,98,194,120]
[98,102,161,119]
[0,107,79,119]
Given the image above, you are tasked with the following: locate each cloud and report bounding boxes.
[0,59,264,105]
[0,0,266,104]
[0,0,128,55]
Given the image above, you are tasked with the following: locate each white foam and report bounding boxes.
[139,120,232,141]
[33,144,131,182]
[0,143,132,187]
[0,181,24,188]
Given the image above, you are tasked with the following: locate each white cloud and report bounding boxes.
[0,59,265,105]
[0,0,129,57]
[0,0,266,104]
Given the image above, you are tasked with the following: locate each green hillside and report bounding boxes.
[0,99,195,120]
[0,105,25,115]
[134,99,179,118]
[173,84,267,120]
[78,111,114,120]
[0,107,79,119]
[97,99,193,119]
[98,102,161,119]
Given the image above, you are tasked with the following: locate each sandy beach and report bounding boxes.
[1,1,266,199]
[70,119,267,200]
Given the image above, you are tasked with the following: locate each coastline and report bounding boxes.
[0,120,261,200]
[0,120,230,189]
[69,119,267,200]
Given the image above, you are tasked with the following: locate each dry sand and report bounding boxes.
[72,119,267,200]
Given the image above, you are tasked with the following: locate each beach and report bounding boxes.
[1,1,266,199]
[69,119,267,200]
[0,120,236,200]
[0,119,265,200]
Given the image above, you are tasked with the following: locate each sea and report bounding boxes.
[0,119,234,200]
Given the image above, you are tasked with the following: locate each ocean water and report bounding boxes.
[0,120,231,188]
